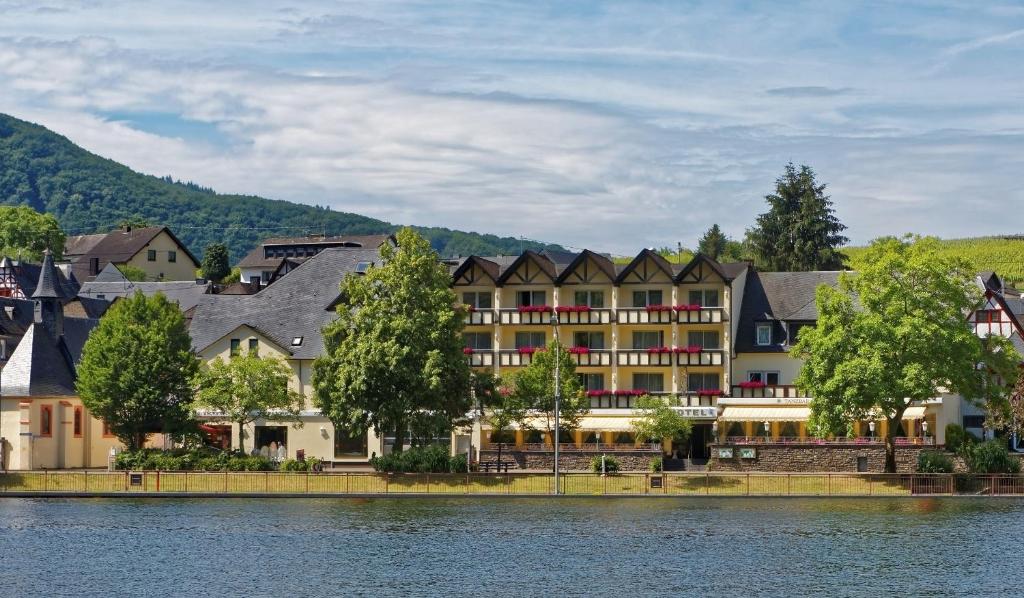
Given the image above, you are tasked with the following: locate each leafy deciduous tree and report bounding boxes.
[749,163,848,271]
[312,227,472,453]
[507,339,588,439]
[795,236,1020,472]
[119,264,148,282]
[631,395,693,454]
[77,291,199,450]
[193,353,304,453]
[0,205,65,261]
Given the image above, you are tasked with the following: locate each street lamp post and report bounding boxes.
[551,314,561,495]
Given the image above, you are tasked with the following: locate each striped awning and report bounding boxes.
[902,406,927,420]
[719,406,809,422]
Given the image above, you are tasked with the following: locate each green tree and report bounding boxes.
[508,339,588,439]
[475,371,527,465]
[794,236,1020,472]
[989,369,1024,439]
[119,264,148,282]
[312,227,472,453]
[631,395,693,454]
[201,242,231,283]
[697,224,727,260]
[77,291,199,450]
[193,354,304,453]
[748,163,848,271]
[0,205,65,261]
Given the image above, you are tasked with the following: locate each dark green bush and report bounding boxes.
[591,454,620,473]
[965,440,1022,474]
[279,458,323,472]
[370,445,462,473]
[944,424,977,456]
[114,448,273,471]
[916,451,954,473]
[650,456,663,472]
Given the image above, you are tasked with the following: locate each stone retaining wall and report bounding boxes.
[708,443,931,473]
[479,450,658,472]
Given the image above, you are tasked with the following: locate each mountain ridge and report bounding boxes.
[0,113,562,262]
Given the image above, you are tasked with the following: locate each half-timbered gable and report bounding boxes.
[555,250,615,286]
[614,249,674,286]
[496,251,556,286]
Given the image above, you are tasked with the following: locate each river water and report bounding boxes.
[0,497,1021,597]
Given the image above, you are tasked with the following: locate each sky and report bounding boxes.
[0,1,1022,253]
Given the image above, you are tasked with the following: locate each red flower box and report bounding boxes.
[586,390,612,397]
[518,346,545,355]
[672,304,702,312]
[738,381,766,389]
[646,346,671,354]
[568,346,591,354]
[673,345,702,354]
[517,305,553,313]
[555,305,592,313]
[614,389,645,396]
[644,304,672,312]
[463,347,475,355]
[695,388,722,396]
[465,305,476,312]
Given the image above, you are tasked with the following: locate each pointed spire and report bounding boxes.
[32,249,63,299]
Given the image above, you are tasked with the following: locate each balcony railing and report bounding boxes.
[729,384,802,398]
[675,306,726,324]
[617,349,674,367]
[498,309,551,325]
[481,442,662,453]
[464,310,495,326]
[616,308,674,325]
[569,350,613,367]
[556,309,613,325]
[676,348,725,366]
[723,436,936,446]
[498,350,539,367]
[465,352,494,367]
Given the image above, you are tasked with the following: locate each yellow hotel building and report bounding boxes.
[452,249,746,459]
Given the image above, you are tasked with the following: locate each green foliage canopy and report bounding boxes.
[76,291,199,450]
[697,224,726,260]
[193,353,304,453]
[507,339,588,435]
[200,242,231,282]
[0,205,65,261]
[794,236,1020,472]
[312,228,472,452]
[630,395,693,446]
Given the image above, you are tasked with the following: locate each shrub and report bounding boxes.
[591,455,620,474]
[449,453,468,473]
[370,445,458,473]
[965,440,1022,474]
[916,451,954,473]
[650,456,663,472]
[944,424,977,456]
[114,448,273,471]
[279,458,324,472]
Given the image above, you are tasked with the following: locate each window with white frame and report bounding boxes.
[687,289,720,307]
[516,290,546,307]
[632,289,663,307]
[747,371,780,385]
[573,290,605,308]
[463,332,492,350]
[632,330,664,349]
[755,323,773,346]
[462,291,493,309]
[687,330,720,349]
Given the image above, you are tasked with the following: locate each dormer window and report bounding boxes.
[755,323,772,346]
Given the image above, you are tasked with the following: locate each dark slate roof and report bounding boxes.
[92,262,129,282]
[0,321,94,397]
[735,271,842,353]
[719,262,751,280]
[78,279,212,312]
[237,234,394,269]
[189,247,382,360]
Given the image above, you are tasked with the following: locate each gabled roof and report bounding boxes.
[0,324,78,396]
[735,271,842,353]
[495,250,556,284]
[614,248,675,284]
[1,257,79,298]
[189,246,382,360]
[65,226,199,281]
[78,279,212,312]
[674,253,736,283]
[451,255,500,284]
[554,249,616,284]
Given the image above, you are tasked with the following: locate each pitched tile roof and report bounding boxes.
[64,226,198,281]
[78,279,213,312]
[0,316,97,397]
[188,246,382,360]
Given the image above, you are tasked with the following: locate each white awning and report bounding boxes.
[902,406,927,420]
[719,406,810,422]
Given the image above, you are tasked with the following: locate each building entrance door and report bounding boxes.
[689,423,712,460]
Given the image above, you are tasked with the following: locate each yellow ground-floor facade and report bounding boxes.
[0,396,123,470]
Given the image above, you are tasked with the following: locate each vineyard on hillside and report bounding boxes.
[845,237,1024,286]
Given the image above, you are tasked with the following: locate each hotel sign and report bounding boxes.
[717,447,734,459]
[675,407,718,419]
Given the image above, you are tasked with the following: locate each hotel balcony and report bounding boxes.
[498,349,540,367]
[498,309,552,325]
[568,349,613,367]
[464,351,494,367]
[728,384,803,399]
[555,308,613,325]
[616,349,674,367]
[464,310,495,326]
[616,307,674,325]
[675,348,726,366]
[675,306,726,324]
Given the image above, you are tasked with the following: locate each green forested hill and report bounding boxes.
[845,237,1024,285]
[0,114,561,262]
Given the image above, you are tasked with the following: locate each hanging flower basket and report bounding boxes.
[517,305,553,313]
[555,305,592,313]
[738,380,766,389]
[568,346,591,354]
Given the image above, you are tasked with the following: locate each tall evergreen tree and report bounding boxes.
[749,163,848,271]
[312,228,472,453]
[697,224,727,260]
[201,242,231,283]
